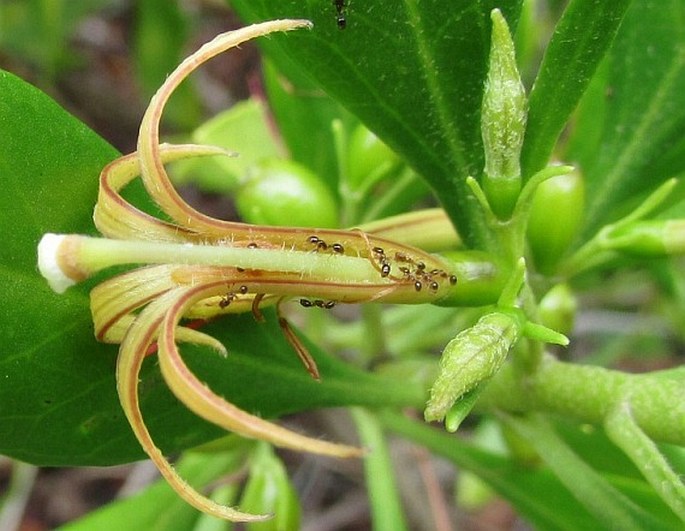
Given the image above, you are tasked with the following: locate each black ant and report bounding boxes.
[333,0,348,29]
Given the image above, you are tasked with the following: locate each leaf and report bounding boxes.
[503,414,674,530]
[229,0,523,248]
[381,411,599,530]
[0,70,424,466]
[383,412,680,529]
[566,0,685,239]
[59,447,248,531]
[521,0,632,178]
[263,58,354,192]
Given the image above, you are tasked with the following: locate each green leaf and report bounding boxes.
[503,414,673,530]
[263,58,353,192]
[521,0,631,178]
[384,412,679,529]
[381,412,599,530]
[59,446,249,531]
[567,0,685,239]
[229,0,523,248]
[0,71,424,466]
[176,98,282,192]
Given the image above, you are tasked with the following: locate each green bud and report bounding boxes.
[425,311,521,422]
[481,9,527,220]
[526,169,585,274]
[606,220,685,257]
[240,443,301,531]
[236,159,339,228]
[538,283,577,337]
[347,124,400,190]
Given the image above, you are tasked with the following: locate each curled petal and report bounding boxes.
[91,265,180,342]
[138,19,313,237]
[116,290,265,521]
[95,144,235,242]
[90,264,227,353]
[158,281,363,458]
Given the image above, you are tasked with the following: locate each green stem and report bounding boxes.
[501,414,664,530]
[604,402,685,521]
[70,235,380,281]
[351,408,409,531]
[477,356,685,446]
[360,304,386,365]
[361,168,420,223]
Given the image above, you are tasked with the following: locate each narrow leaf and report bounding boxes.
[521,0,632,178]
[502,414,671,530]
[568,0,685,238]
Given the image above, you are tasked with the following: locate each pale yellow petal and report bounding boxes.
[157,281,363,458]
[116,290,268,521]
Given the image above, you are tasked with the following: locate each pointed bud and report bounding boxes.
[481,9,527,220]
[425,311,520,422]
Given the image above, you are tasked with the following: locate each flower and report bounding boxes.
[37,19,459,521]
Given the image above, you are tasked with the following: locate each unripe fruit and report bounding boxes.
[236,159,339,228]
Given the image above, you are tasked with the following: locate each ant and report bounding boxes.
[333,0,348,30]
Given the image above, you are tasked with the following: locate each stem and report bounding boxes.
[604,402,685,521]
[351,408,409,531]
[478,356,685,446]
[0,461,37,531]
[360,304,386,365]
[501,414,663,530]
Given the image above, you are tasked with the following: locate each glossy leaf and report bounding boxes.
[521,0,632,178]
[0,70,423,466]
[567,0,685,239]
[230,0,523,248]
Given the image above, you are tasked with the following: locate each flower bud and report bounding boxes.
[425,311,520,422]
[481,9,527,220]
[526,169,585,274]
[538,283,577,337]
[236,159,339,228]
